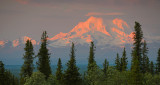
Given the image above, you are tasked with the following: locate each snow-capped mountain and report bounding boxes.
[0,36,38,48]
[0,16,133,48]
[48,16,134,47]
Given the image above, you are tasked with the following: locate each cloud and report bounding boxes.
[15,0,160,7]
[86,12,124,16]
[15,0,29,5]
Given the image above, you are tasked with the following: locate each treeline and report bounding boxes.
[1,22,160,85]
[0,61,19,85]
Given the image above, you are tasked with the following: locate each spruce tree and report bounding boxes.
[155,64,158,74]
[103,59,109,76]
[142,40,149,73]
[55,58,63,84]
[115,53,120,71]
[121,47,127,71]
[149,61,154,75]
[0,61,5,85]
[130,51,142,85]
[132,21,143,72]
[37,31,51,79]
[130,22,143,84]
[157,48,160,73]
[120,57,123,71]
[86,42,102,85]
[20,40,34,84]
[87,41,96,72]
[64,42,81,85]
[0,61,19,85]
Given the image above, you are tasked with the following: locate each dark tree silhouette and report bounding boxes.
[20,40,34,84]
[132,21,143,72]
[55,58,63,84]
[64,43,81,85]
[37,31,51,79]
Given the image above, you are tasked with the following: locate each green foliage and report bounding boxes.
[129,21,144,85]
[86,41,105,85]
[130,51,142,85]
[24,71,47,85]
[152,73,160,85]
[143,73,160,85]
[85,66,130,85]
[142,40,149,73]
[115,53,120,71]
[0,61,5,85]
[121,47,128,71]
[157,48,160,73]
[132,21,143,72]
[24,72,57,85]
[85,62,104,85]
[37,31,51,79]
[63,42,81,85]
[143,73,153,85]
[20,40,34,84]
[55,58,63,85]
[0,61,19,85]
[149,61,154,75]
[47,75,56,85]
[88,41,96,72]
[106,67,129,85]
[4,70,19,85]
[102,59,109,76]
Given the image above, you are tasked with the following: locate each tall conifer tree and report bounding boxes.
[37,31,51,79]
[87,41,96,72]
[103,59,109,76]
[121,47,127,71]
[130,51,142,85]
[86,41,101,85]
[142,40,149,73]
[132,21,143,72]
[156,48,160,73]
[130,22,143,85]
[0,61,19,85]
[20,40,34,84]
[115,53,120,71]
[0,61,5,85]
[149,61,154,75]
[55,58,63,84]
[120,58,123,71]
[64,42,81,85]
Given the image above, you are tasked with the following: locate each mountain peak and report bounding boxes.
[70,16,111,37]
[48,16,134,47]
[0,40,5,47]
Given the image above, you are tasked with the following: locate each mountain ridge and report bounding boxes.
[0,16,133,48]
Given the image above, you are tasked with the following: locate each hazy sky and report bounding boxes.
[1,0,160,41]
